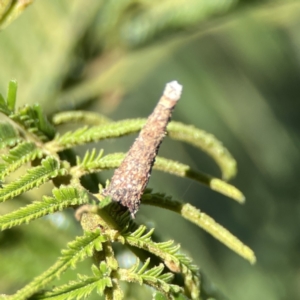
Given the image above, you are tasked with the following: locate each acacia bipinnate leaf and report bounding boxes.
[75,148,104,170]
[153,156,244,203]
[0,186,89,230]
[33,104,56,140]
[120,226,199,299]
[142,191,256,265]
[0,80,251,300]
[10,230,107,300]
[80,152,244,203]
[51,118,236,180]
[0,142,43,180]
[52,110,111,126]
[0,156,67,203]
[51,119,144,151]
[78,151,123,171]
[167,122,237,181]
[33,275,112,300]
[118,259,182,298]
[11,104,56,141]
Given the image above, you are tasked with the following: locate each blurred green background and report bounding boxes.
[1,1,300,299]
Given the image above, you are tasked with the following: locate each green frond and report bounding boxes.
[142,262,165,278]
[0,156,67,203]
[50,119,144,151]
[76,149,104,170]
[51,186,88,203]
[121,226,199,299]
[154,156,244,203]
[119,258,182,298]
[142,191,256,265]
[174,253,200,300]
[103,201,136,233]
[34,277,101,300]
[34,269,112,300]
[33,104,56,140]
[167,122,237,181]
[0,186,89,230]
[79,152,124,172]
[0,121,22,148]
[0,142,43,180]
[10,230,107,300]
[51,118,236,180]
[80,152,244,203]
[52,111,111,126]
[11,104,56,142]
[61,232,106,268]
[78,195,133,234]
[98,261,111,277]
[126,225,153,240]
[0,81,49,148]
[0,79,252,299]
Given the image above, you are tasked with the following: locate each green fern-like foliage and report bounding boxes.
[0,80,255,300]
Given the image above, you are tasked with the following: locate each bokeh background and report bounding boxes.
[1,1,300,299]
